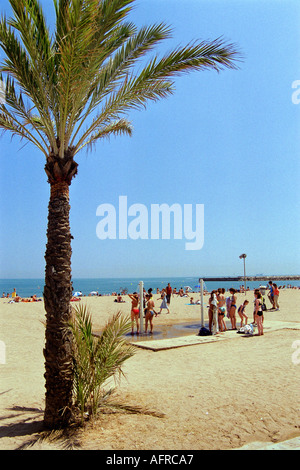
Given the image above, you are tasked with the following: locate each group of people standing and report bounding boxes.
[208,288,229,335]
[267,281,280,310]
[129,281,279,337]
[129,283,173,335]
[208,287,272,336]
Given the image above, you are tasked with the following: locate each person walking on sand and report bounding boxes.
[128,292,140,335]
[166,282,172,307]
[238,300,249,328]
[159,289,170,314]
[254,291,264,335]
[145,294,157,334]
[229,288,237,330]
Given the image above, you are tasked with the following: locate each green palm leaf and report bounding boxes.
[69,304,136,422]
[0,0,241,160]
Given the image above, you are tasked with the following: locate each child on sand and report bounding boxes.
[238,300,249,328]
[254,292,264,336]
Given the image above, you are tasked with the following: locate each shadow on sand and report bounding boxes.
[0,405,44,448]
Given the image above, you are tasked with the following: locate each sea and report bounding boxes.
[0,277,299,298]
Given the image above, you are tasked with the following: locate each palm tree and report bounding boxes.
[0,0,241,428]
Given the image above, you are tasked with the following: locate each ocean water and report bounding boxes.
[0,277,299,298]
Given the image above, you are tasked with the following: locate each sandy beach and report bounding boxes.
[0,288,299,450]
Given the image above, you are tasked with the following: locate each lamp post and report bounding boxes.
[239,254,247,293]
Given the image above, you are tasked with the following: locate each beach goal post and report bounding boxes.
[139,280,144,334]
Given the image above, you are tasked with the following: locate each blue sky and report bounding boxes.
[0,0,299,279]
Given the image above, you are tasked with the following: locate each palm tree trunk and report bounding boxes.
[43,179,74,428]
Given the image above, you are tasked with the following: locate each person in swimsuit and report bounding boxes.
[238,300,249,328]
[145,294,157,334]
[254,292,264,335]
[229,288,237,330]
[128,292,140,335]
[217,288,227,331]
[209,290,219,335]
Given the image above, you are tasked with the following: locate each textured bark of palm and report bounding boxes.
[43,154,77,428]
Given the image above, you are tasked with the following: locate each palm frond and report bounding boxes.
[69,22,172,147]
[53,0,138,152]
[0,2,57,150]
[73,79,173,152]
[0,106,48,155]
[72,35,241,153]
[8,0,52,73]
[1,74,50,148]
[89,22,173,109]
[80,118,133,152]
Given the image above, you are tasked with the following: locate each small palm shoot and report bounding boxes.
[69,304,136,424]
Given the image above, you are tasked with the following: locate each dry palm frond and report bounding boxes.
[18,426,83,450]
[99,400,166,419]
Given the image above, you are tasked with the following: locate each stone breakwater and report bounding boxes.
[202,275,300,282]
